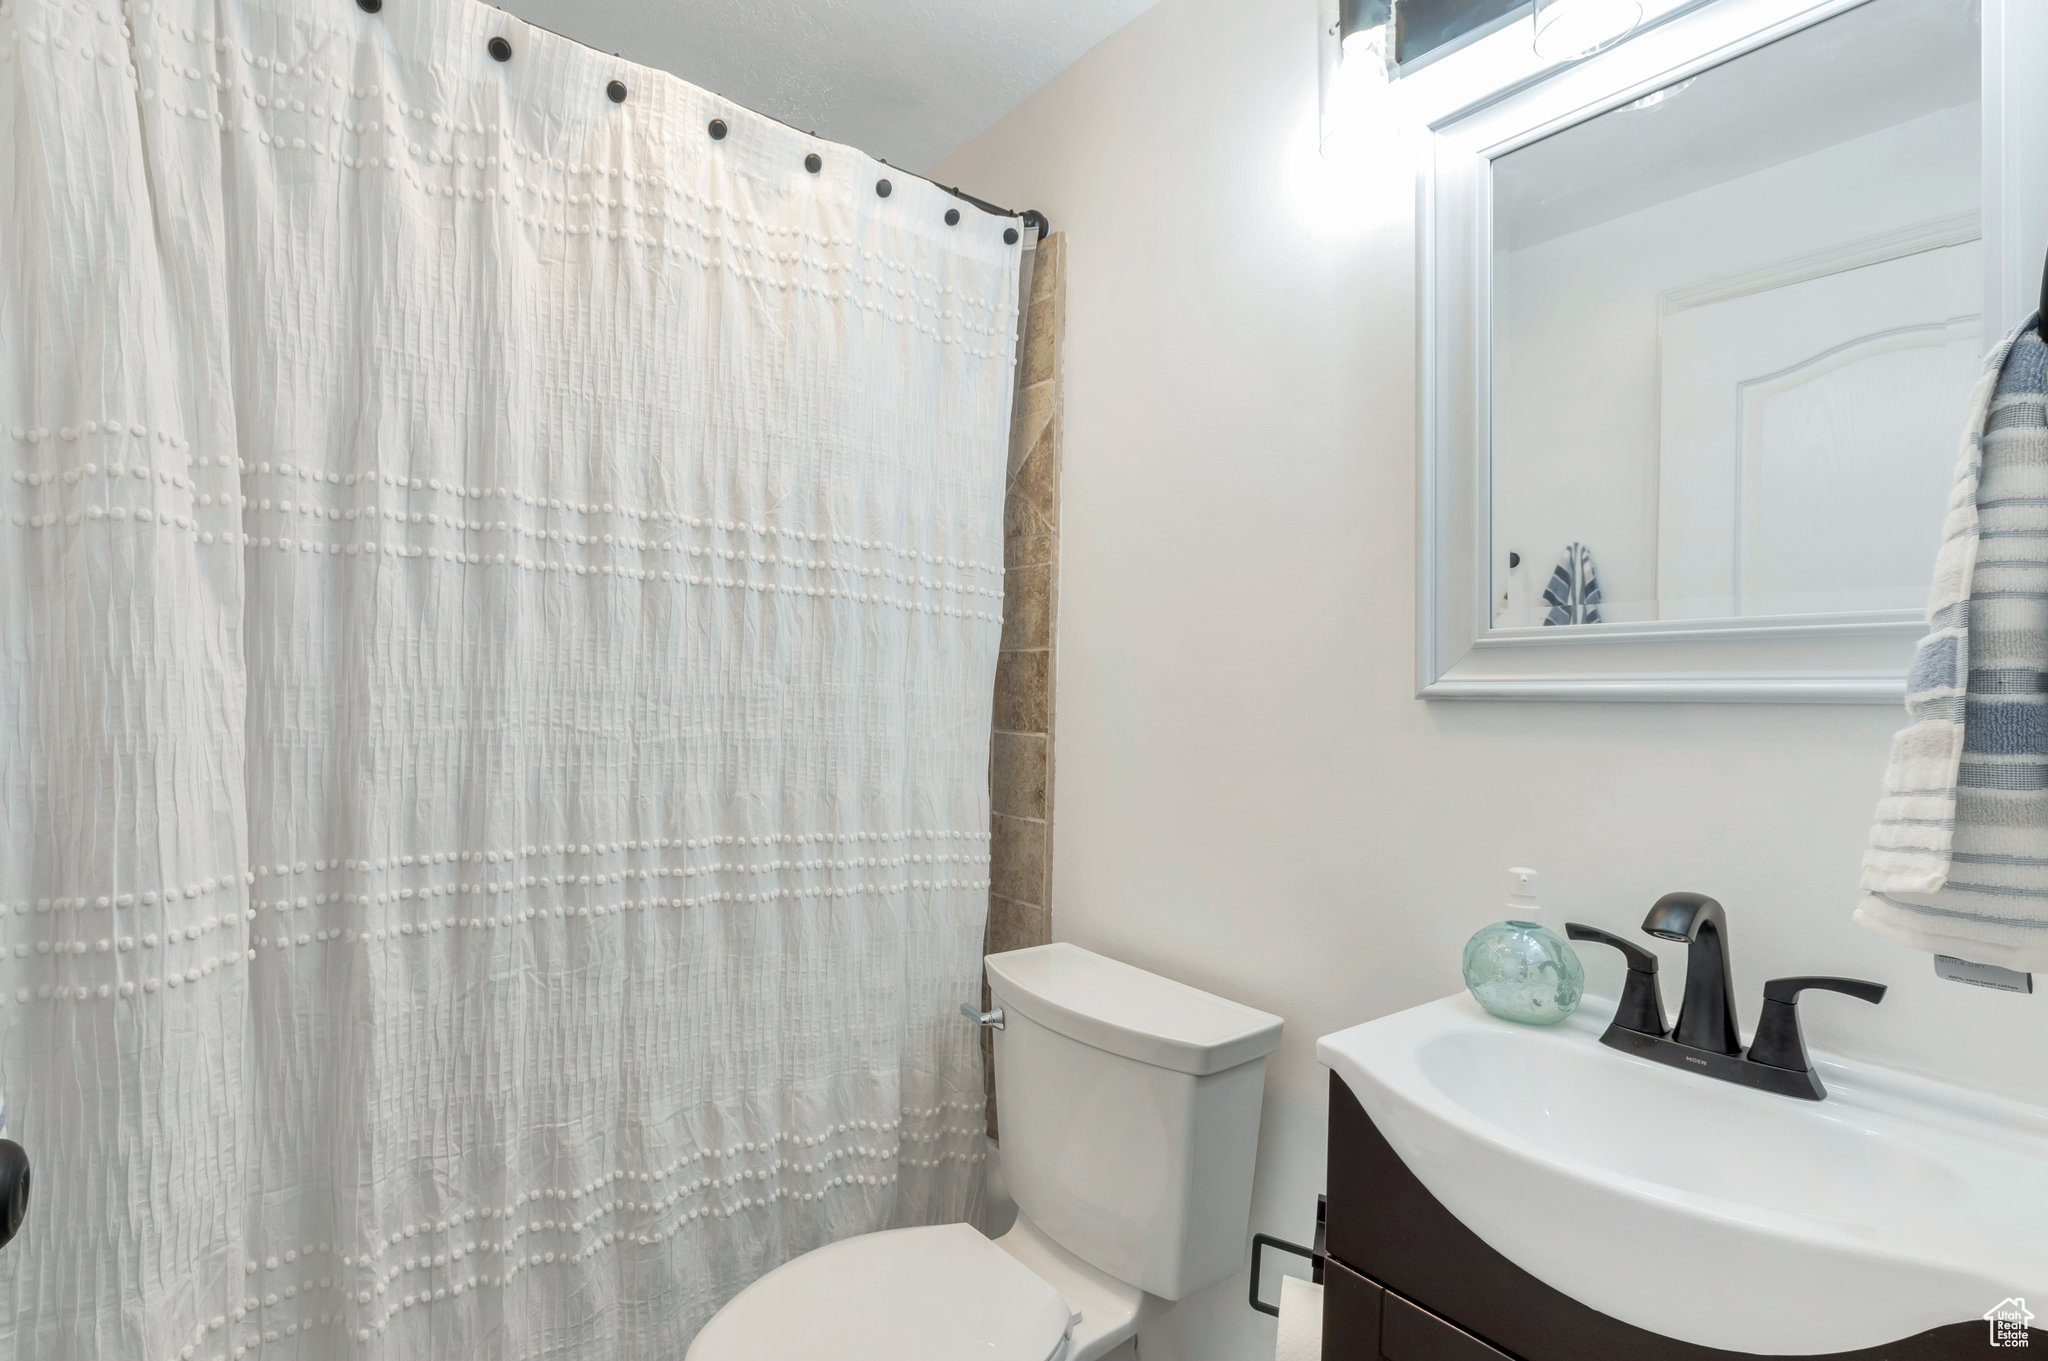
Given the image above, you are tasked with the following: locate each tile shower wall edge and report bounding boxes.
[985,233,1065,1138]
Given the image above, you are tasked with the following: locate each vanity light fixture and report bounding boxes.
[1319,0,1397,158]
[1531,0,1643,60]
[1338,0,1391,57]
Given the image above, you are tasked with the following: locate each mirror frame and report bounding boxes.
[1416,0,2048,702]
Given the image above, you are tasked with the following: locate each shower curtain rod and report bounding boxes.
[484,3,1051,241]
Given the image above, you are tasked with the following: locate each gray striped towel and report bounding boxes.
[1542,542,1603,626]
[1857,314,2048,970]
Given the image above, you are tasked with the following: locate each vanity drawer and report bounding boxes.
[1379,1293,1515,1361]
[1319,1256,1383,1359]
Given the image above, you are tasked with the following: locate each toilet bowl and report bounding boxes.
[685,943,1284,1361]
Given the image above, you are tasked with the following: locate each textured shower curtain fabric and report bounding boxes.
[0,0,1021,1353]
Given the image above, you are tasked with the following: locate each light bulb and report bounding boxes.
[1320,20,1397,159]
[1341,23,1384,62]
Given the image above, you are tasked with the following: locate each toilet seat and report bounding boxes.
[685,1222,1075,1361]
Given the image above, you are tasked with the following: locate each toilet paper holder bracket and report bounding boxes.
[1247,1194,1326,1317]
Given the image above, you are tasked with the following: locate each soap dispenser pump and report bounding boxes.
[1462,867,1585,1026]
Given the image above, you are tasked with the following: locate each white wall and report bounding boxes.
[1493,104,1979,623]
[934,4,2048,1360]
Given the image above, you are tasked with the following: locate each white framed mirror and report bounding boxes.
[1416,0,2048,700]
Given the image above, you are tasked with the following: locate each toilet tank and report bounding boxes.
[985,944,1283,1301]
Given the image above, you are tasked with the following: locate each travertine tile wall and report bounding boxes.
[983,232,1064,1137]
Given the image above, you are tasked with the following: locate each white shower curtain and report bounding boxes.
[0,0,1021,1354]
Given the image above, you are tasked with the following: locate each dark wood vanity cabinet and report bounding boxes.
[1319,1073,2033,1361]
[1319,1258,1385,1361]
[1376,1291,1515,1361]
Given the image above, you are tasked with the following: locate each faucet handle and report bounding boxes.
[1761,976,1887,1007]
[1748,976,1887,1074]
[1565,923,1669,1037]
[1565,923,1657,971]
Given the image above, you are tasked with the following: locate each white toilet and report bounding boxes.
[686,942,1284,1361]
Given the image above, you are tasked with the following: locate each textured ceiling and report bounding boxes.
[488,0,1159,172]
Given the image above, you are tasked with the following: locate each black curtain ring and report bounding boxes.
[355,0,380,13]
[944,208,960,226]
[876,179,892,198]
[804,153,822,174]
[1003,226,1019,244]
[606,79,627,104]
[708,118,728,140]
[488,36,511,61]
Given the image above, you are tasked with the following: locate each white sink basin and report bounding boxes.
[1317,994,2048,1354]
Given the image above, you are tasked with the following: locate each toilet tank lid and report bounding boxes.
[985,943,1283,1077]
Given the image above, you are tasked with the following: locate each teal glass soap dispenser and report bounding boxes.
[1462,867,1584,1025]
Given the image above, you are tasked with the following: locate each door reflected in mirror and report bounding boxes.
[1488,0,1982,629]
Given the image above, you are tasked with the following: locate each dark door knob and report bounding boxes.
[0,1139,28,1250]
